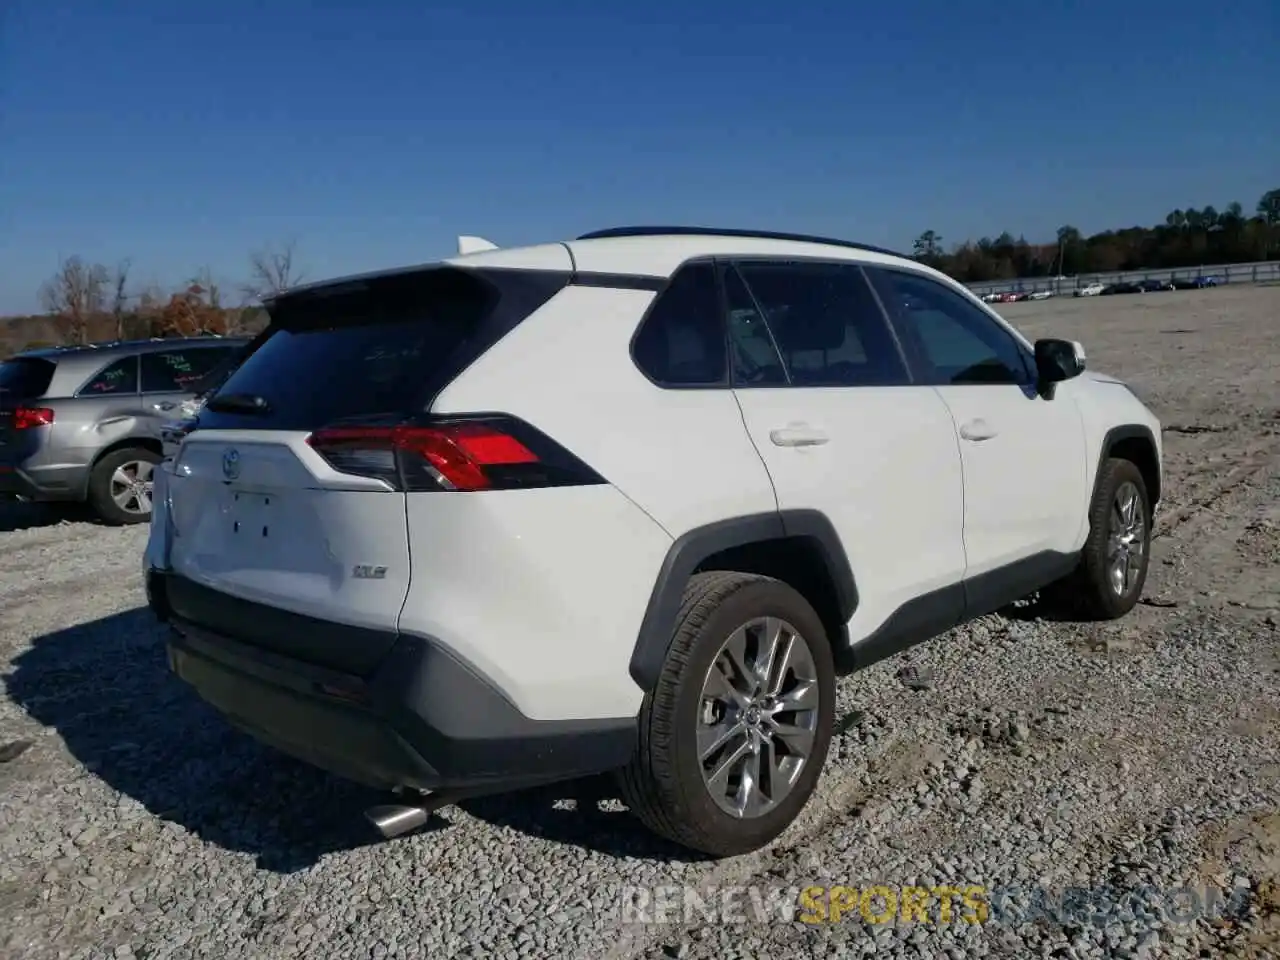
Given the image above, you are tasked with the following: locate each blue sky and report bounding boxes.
[2,0,1276,314]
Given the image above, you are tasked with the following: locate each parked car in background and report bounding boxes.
[1074,282,1107,297]
[1137,279,1174,292]
[1029,289,1055,300]
[158,330,269,461]
[1102,281,1143,295]
[1170,276,1220,290]
[0,335,248,523]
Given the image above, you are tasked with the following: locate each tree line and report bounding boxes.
[1,242,306,354]
[913,188,1280,284]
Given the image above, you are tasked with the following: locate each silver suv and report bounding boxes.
[0,336,248,524]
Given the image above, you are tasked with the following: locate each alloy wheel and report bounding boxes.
[696,617,820,819]
[110,460,155,516]
[1107,480,1146,596]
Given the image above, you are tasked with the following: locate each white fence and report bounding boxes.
[966,260,1280,297]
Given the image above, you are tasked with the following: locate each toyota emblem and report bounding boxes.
[222,448,241,480]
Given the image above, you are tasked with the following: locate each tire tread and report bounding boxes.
[1049,457,1150,620]
[619,570,833,856]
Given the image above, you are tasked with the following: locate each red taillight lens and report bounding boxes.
[305,416,597,493]
[14,407,55,430]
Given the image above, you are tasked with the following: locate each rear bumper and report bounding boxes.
[0,462,85,501]
[147,571,638,792]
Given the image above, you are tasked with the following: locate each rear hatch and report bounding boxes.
[0,356,58,463]
[166,265,568,674]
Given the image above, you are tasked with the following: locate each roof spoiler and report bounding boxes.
[457,235,498,255]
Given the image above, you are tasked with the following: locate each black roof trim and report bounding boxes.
[576,226,911,260]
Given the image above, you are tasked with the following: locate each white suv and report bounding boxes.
[143,226,1162,856]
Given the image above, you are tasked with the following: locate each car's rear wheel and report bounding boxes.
[618,572,835,857]
[1046,457,1152,620]
[87,447,160,525]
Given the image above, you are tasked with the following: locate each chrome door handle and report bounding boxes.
[769,425,829,447]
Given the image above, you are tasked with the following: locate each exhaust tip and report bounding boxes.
[364,803,430,839]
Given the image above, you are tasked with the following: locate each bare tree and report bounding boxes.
[39,256,109,345]
[242,240,305,302]
[191,266,222,309]
[111,259,132,340]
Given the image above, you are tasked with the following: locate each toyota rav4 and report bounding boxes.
[143,226,1162,856]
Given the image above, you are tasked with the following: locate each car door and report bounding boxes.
[726,258,968,650]
[866,266,1088,603]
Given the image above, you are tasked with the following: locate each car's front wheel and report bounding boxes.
[1048,457,1153,619]
[618,572,835,857]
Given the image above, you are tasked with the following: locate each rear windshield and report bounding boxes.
[199,267,537,431]
[0,357,57,401]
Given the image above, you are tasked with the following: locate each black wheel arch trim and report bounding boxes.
[628,509,858,692]
[1097,424,1161,506]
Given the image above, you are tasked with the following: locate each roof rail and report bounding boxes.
[575,225,910,260]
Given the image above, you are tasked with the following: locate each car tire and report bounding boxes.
[617,571,835,857]
[87,446,161,526]
[1046,457,1153,620]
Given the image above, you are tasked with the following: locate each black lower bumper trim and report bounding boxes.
[0,466,41,500]
[159,574,638,792]
[0,463,82,501]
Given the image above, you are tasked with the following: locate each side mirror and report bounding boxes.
[1034,338,1086,386]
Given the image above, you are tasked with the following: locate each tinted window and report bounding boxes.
[734,261,908,387]
[0,358,57,400]
[202,267,529,431]
[869,269,1033,385]
[632,263,726,386]
[190,344,249,396]
[141,346,237,393]
[724,265,788,386]
[79,356,138,396]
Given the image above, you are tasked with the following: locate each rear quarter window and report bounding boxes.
[0,357,57,400]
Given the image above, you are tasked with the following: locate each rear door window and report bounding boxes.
[141,346,238,393]
[733,260,910,387]
[200,266,556,431]
[723,264,788,386]
[78,356,139,396]
[0,358,57,401]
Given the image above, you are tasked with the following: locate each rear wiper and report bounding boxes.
[205,393,272,415]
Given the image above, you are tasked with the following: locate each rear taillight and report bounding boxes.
[14,407,55,430]
[305,415,605,492]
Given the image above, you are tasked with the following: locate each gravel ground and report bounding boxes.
[2,285,1278,960]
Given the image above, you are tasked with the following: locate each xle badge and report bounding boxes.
[352,565,389,580]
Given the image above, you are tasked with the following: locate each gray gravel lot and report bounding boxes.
[2,286,1278,960]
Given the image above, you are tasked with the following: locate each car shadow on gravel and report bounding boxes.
[6,607,424,874]
[0,500,94,533]
[459,777,718,864]
[8,608,707,870]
